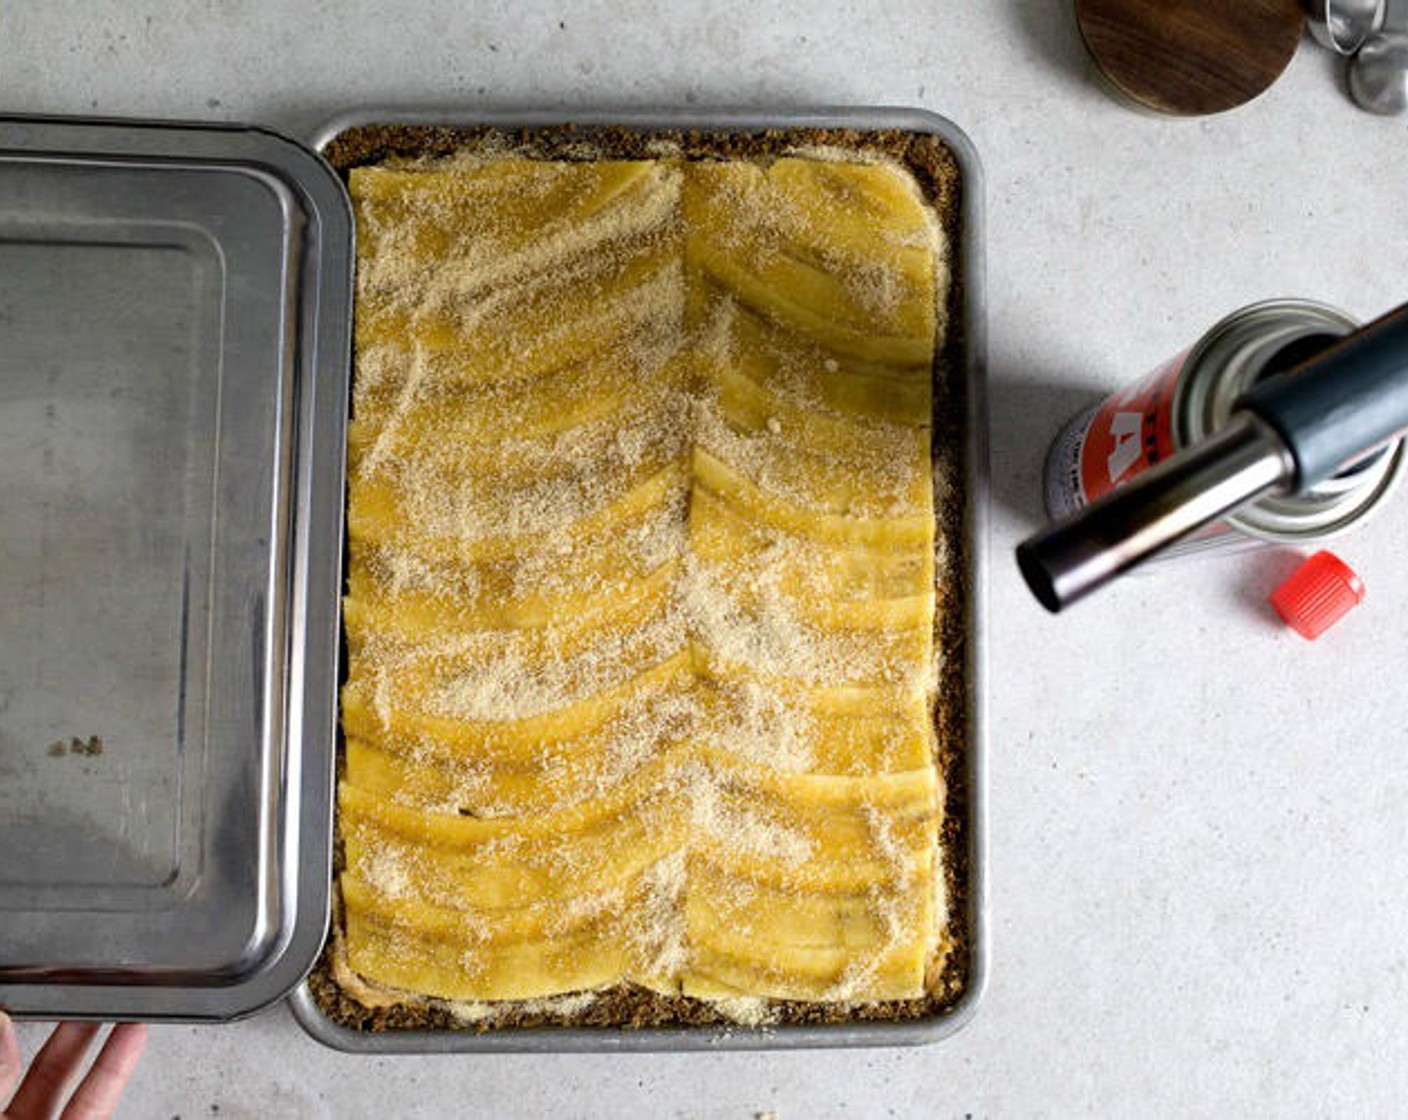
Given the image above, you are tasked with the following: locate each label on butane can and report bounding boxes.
[1043,351,1185,519]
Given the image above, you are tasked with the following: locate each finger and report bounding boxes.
[5,1021,101,1119]
[0,1010,22,1102]
[60,1024,148,1120]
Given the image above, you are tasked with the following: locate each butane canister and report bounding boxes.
[1044,299,1408,558]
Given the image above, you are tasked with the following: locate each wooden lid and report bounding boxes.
[1076,0,1305,115]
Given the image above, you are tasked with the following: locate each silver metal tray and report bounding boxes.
[292,105,988,1051]
[0,117,353,1020]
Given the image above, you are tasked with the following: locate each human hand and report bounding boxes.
[0,1012,146,1120]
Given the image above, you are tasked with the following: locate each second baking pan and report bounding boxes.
[0,116,352,1020]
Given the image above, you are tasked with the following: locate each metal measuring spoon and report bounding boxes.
[1350,32,1408,111]
[1306,0,1386,53]
[1350,0,1408,113]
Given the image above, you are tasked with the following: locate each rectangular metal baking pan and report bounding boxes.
[291,105,988,1051]
[0,116,353,1020]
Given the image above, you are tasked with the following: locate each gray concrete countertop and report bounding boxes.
[5,2,1407,1115]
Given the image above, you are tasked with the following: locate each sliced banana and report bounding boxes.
[340,153,947,1011]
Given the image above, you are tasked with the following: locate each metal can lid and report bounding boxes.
[0,117,352,1019]
[1175,299,1405,543]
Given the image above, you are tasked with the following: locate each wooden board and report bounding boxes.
[1076,0,1304,115]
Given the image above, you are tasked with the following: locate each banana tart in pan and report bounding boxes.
[308,123,971,1034]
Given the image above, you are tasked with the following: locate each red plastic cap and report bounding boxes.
[1270,551,1365,640]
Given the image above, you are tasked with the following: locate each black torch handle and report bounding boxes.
[1239,300,1408,490]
